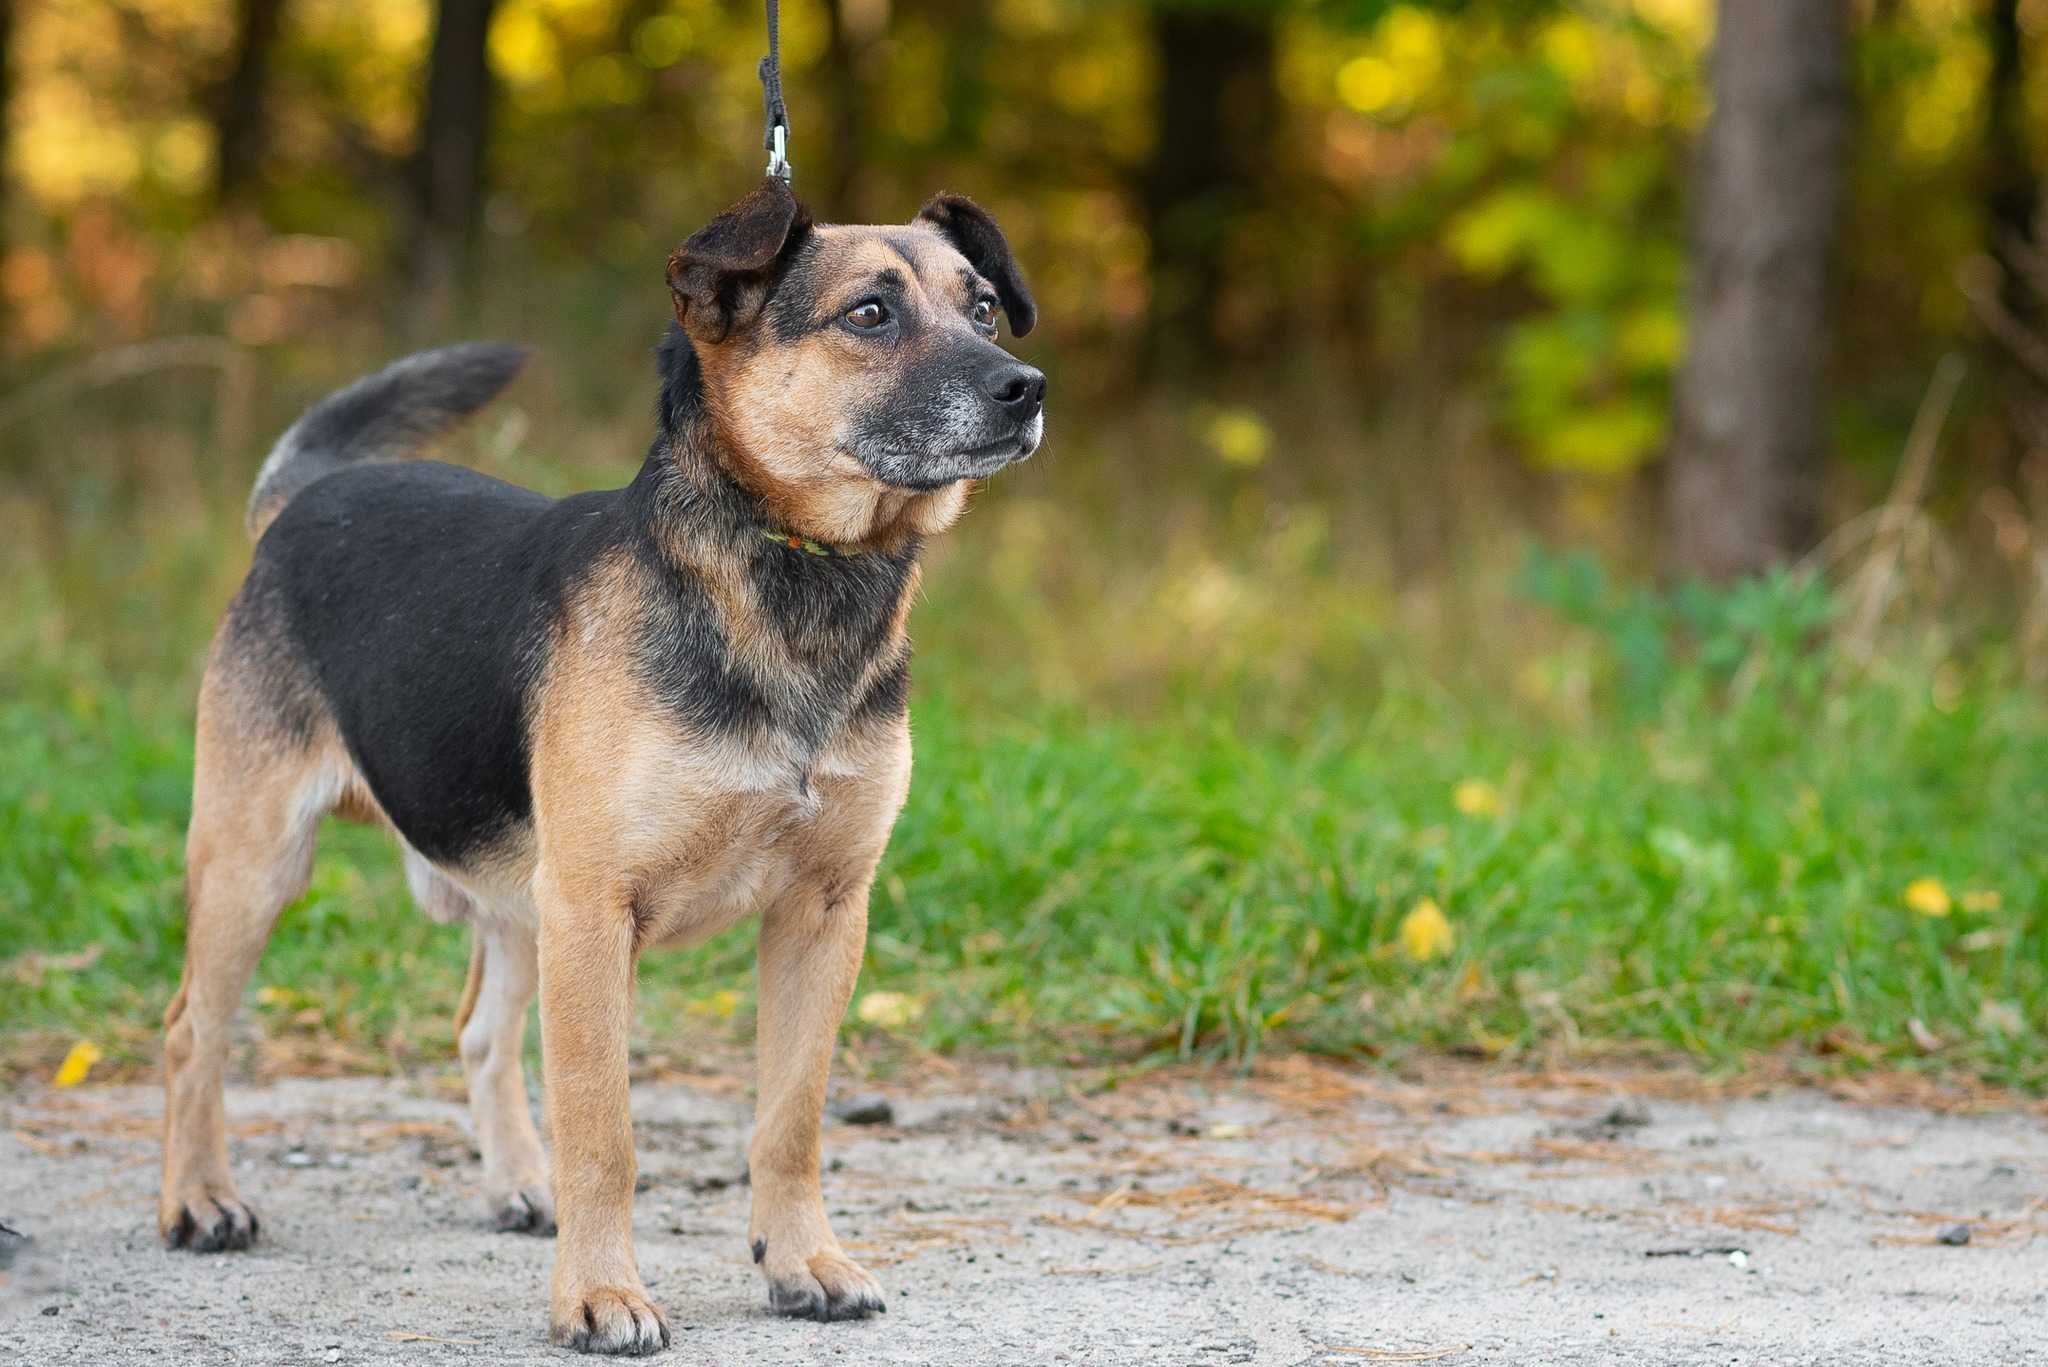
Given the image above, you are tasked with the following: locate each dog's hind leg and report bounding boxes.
[160,678,329,1253]
[445,905,553,1234]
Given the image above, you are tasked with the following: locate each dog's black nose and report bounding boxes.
[983,363,1046,413]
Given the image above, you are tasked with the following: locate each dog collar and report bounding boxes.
[759,527,856,558]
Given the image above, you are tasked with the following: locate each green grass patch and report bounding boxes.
[5,569,2044,1088]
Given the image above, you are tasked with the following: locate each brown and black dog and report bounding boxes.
[158,177,1042,1354]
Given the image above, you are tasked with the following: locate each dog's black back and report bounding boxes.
[255,461,583,862]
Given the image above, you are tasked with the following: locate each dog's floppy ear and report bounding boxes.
[667,177,811,342]
[916,193,1036,338]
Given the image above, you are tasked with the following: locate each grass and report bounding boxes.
[4,549,2044,1089]
[2,339,2045,1091]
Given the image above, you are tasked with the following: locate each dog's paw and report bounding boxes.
[550,1286,670,1356]
[160,1188,259,1253]
[487,1183,556,1236]
[763,1248,886,1322]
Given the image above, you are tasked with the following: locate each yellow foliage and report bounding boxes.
[490,6,559,88]
[1337,56,1402,116]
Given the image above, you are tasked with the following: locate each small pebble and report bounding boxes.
[1937,1223,1971,1246]
[830,1097,894,1126]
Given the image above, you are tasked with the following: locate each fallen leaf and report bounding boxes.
[5,945,103,987]
[684,989,742,1020]
[856,991,923,1030]
[1976,1000,2024,1035]
[51,1041,102,1089]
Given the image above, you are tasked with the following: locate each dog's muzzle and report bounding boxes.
[856,359,1047,490]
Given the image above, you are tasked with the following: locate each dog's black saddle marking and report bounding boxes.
[259,460,571,863]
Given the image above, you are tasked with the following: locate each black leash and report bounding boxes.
[759,0,791,182]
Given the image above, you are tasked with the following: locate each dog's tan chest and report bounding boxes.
[584,719,910,950]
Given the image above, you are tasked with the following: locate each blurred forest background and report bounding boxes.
[3,0,2047,1088]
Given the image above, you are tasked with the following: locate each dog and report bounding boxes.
[158,176,1043,1355]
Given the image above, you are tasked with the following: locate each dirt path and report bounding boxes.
[1,1061,2043,1365]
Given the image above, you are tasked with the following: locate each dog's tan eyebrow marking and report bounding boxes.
[878,232,928,276]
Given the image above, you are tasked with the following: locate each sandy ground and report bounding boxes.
[0,1059,2043,1366]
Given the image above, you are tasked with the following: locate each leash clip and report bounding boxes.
[766,123,791,183]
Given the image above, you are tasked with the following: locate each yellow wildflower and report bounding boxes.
[1201,407,1271,467]
[1903,877,1952,918]
[1452,779,1501,817]
[1399,899,1455,962]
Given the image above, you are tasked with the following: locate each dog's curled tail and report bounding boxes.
[246,342,529,539]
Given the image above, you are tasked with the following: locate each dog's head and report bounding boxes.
[666,178,1044,545]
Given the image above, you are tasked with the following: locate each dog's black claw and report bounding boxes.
[164,1197,258,1254]
[491,1190,556,1236]
[766,1269,885,1323]
[768,1282,829,1321]
[552,1289,670,1355]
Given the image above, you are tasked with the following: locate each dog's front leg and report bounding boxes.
[535,870,669,1356]
[749,878,886,1320]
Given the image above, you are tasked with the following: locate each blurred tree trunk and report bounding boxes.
[214,0,288,202]
[820,0,871,219]
[1986,0,2036,291]
[1667,0,1851,581]
[1,0,12,328]
[1140,3,1276,387]
[1982,0,2031,249]
[411,0,501,305]
[1983,0,2040,486]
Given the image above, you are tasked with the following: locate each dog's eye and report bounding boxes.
[846,301,890,330]
[971,298,998,332]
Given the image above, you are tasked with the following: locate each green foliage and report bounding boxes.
[1427,13,1692,474]
[1517,546,1838,718]
[5,0,2029,485]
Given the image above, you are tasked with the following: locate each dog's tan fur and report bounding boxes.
[160,204,1033,1351]
[698,227,976,551]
